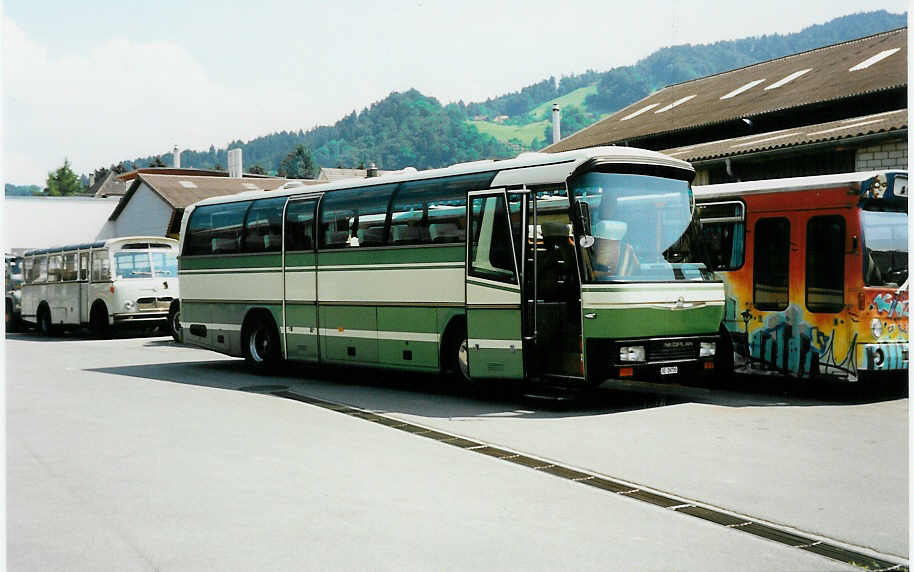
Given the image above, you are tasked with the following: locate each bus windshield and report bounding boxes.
[571,172,712,282]
[113,250,178,279]
[862,208,908,287]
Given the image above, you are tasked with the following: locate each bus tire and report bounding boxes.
[37,303,57,337]
[6,299,20,333]
[712,326,735,387]
[89,301,110,339]
[168,300,183,343]
[242,311,281,373]
[441,319,472,386]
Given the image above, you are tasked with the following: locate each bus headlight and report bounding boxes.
[871,318,883,339]
[619,345,645,362]
[124,301,136,311]
[700,342,716,357]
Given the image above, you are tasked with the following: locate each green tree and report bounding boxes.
[279,144,317,179]
[247,164,266,175]
[149,156,167,167]
[45,159,84,196]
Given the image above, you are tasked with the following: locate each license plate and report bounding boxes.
[660,366,678,375]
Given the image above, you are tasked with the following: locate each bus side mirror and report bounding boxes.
[579,235,595,248]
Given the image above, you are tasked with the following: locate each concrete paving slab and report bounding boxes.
[5,334,870,571]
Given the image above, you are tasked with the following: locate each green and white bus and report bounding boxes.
[176,147,724,388]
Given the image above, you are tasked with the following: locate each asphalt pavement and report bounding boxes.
[6,332,909,571]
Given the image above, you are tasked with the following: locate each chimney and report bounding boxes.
[552,104,561,144]
[366,162,379,178]
[88,173,96,187]
[172,145,181,168]
[228,148,243,178]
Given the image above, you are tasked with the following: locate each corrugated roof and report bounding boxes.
[662,108,907,162]
[110,174,287,220]
[546,28,907,152]
[89,172,127,198]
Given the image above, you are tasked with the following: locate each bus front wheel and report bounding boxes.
[37,304,56,337]
[242,313,281,373]
[442,322,472,387]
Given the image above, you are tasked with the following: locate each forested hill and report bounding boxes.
[126,10,905,175]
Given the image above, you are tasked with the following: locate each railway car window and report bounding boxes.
[285,200,317,251]
[184,201,251,256]
[61,253,78,281]
[806,216,845,313]
[753,217,789,310]
[23,258,36,283]
[79,253,89,281]
[243,197,286,253]
[319,184,396,249]
[468,193,517,284]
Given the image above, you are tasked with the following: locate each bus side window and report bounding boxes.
[184,202,250,256]
[242,197,286,253]
[319,184,396,249]
[390,178,470,246]
[753,217,790,310]
[806,215,845,313]
[62,253,78,281]
[91,252,110,281]
[285,200,316,251]
[38,256,48,282]
[23,258,35,283]
[47,255,62,283]
[79,252,89,281]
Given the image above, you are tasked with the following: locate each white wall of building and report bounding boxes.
[3,196,119,253]
[107,183,174,238]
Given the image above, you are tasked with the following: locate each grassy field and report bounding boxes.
[529,84,598,117]
[468,119,549,147]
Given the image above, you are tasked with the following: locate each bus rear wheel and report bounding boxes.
[37,305,56,337]
[442,323,473,388]
[242,313,281,373]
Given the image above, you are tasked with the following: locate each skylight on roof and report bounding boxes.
[764,69,812,90]
[178,180,197,189]
[654,95,696,114]
[807,119,884,136]
[620,103,659,121]
[849,48,900,72]
[720,79,765,100]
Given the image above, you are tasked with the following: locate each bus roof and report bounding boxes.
[23,236,178,257]
[190,147,693,209]
[693,170,907,199]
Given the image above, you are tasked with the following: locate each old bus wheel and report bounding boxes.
[243,314,281,373]
[37,305,53,337]
[89,302,110,339]
[168,301,183,343]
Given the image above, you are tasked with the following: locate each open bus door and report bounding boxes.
[465,189,528,380]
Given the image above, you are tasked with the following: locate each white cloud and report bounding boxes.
[2,16,299,184]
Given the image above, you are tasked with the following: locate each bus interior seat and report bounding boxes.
[429,223,461,242]
[211,237,239,254]
[392,225,424,245]
[325,230,350,247]
[538,222,575,302]
[357,226,385,246]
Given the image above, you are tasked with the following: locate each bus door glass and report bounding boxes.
[466,189,525,379]
[282,195,320,362]
[79,251,89,322]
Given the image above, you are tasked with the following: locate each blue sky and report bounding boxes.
[1,0,908,185]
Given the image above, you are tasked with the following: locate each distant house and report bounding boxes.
[545,28,907,184]
[493,115,509,123]
[89,172,127,198]
[98,174,288,240]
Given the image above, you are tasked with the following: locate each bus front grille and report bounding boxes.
[648,339,698,362]
[137,297,174,311]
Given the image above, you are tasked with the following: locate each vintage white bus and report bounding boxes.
[20,237,180,336]
[176,147,725,388]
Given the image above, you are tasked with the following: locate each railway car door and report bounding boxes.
[282,195,322,362]
[465,189,527,380]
